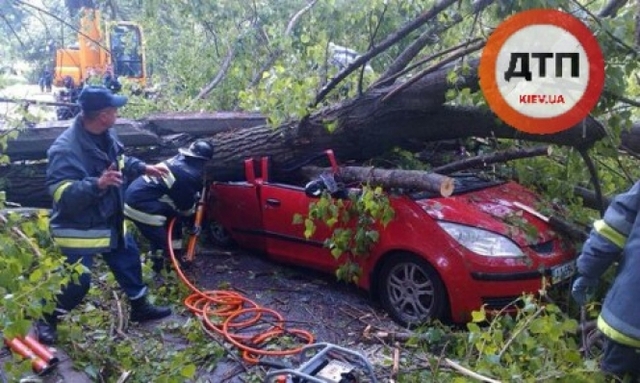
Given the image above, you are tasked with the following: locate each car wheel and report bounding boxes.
[206,220,235,248]
[379,253,447,327]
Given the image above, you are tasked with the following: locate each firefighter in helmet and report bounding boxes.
[124,140,214,272]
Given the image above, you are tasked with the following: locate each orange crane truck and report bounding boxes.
[53,7,147,88]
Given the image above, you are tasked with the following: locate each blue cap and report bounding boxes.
[78,86,127,113]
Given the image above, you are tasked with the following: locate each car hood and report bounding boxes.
[417,181,558,246]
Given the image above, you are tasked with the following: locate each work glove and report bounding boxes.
[178,205,196,217]
[571,276,598,306]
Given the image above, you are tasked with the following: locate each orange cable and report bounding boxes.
[167,217,315,363]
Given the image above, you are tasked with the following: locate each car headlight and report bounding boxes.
[437,222,524,257]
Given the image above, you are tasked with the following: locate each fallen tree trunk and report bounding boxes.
[432,145,552,174]
[206,105,606,181]
[4,112,267,161]
[300,165,455,197]
[1,104,607,207]
[0,58,609,207]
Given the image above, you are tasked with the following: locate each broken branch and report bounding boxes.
[313,0,459,107]
[443,358,502,383]
[301,165,455,197]
[381,39,486,103]
[431,145,552,174]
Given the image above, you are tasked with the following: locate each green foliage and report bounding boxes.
[0,208,77,380]
[59,258,224,382]
[4,0,640,379]
[395,295,605,382]
[294,184,394,283]
[452,295,603,382]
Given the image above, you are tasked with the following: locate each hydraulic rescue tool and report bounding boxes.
[263,342,378,383]
[4,335,59,374]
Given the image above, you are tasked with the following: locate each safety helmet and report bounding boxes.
[179,140,214,160]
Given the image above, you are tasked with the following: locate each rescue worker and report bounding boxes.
[103,70,122,93]
[39,66,53,93]
[572,181,640,380]
[124,140,214,272]
[38,86,172,345]
[56,76,81,120]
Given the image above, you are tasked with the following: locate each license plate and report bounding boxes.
[551,261,576,284]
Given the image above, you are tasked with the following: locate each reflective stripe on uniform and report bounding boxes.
[157,163,176,189]
[598,316,640,348]
[51,228,112,238]
[594,219,627,248]
[54,237,111,248]
[50,227,112,249]
[123,204,166,226]
[117,155,125,171]
[51,181,73,202]
[158,195,177,210]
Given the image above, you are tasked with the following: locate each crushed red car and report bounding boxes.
[205,152,577,326]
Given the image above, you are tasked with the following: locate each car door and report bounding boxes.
[209,182,266,252]
[260,182,338,271]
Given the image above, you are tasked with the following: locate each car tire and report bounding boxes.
[378,253,448,327]
[205,220,235,248]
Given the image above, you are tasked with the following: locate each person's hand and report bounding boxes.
[98,164,123,190]
[144,164,169,178]
[571,276,598,306]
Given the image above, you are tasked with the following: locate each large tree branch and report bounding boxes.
[569,0,639,56]
[432,145,552,174]
[381,39,485,103]
[0,11,25,48]
[194,43,236,100]
[597,0,628,17]
[377,14,462,86]
[376,37,484,89]
[312,0,459,107]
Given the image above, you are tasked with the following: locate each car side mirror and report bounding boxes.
[304,179,325,198]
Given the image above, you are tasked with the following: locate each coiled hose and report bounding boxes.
[167,217,315,363]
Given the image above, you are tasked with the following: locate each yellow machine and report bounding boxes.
[53,8,146,87]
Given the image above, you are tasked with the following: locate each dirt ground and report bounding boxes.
[2,246,404,382]
[191,247,405,382]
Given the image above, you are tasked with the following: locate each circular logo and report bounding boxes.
[479,9,604,134]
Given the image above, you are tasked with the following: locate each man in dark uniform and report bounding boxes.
[572,182,640,380]
[124,140,214,272]
[38,86,172,344]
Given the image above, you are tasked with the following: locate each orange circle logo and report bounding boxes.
[479,9,604,134]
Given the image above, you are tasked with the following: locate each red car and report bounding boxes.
[205,153,577,326]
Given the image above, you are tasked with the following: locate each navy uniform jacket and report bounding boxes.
[46,117,147,254]
[124,154,205,227]
[577,181,640,347]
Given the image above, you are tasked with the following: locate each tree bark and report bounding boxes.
[300,165,455,197]
[205,105,606,181]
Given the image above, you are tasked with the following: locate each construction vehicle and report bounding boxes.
[53,7,147,88]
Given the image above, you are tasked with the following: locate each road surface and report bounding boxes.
[0,83,58,124]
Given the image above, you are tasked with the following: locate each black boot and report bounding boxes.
[34,315,58,345]
[152,257,166,274]
[129,296,172,323]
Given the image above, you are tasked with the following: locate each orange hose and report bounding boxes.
[167,217,315,363]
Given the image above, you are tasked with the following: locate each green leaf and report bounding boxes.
[471,308,486,323]
[181,364,197,378]
[28,268,43,282]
